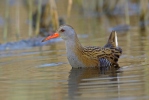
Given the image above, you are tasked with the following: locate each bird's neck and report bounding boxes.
[65,34,86,68]
[65,34,83,54]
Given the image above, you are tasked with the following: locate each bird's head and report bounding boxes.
[42,25,76,42]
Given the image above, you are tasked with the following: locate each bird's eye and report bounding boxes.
[60,29,65,32]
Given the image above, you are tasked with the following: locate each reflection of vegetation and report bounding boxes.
[3,0,10,42]
[15,0,20,40]
[28,0,33,37]
[32,0,62,37]
[1,0,149,42]
[139,0,148,31]
[67,0,73,18]
[34,0,42,35]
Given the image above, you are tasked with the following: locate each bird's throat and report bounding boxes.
[65,35,85,67]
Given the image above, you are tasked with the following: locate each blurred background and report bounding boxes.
[0,0,149,49]
[0,0,149,100]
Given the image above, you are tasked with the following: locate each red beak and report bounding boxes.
[42,33,59,42]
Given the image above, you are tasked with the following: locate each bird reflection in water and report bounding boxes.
[68,66,121,99]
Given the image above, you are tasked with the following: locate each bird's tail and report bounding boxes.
[104,31,118,48]
[103,31,122,67]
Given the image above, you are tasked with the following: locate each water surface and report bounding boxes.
[0,28,149,100]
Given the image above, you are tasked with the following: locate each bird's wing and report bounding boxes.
[83,46,122,67]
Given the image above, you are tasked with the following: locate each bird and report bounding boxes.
[42,25,122,69]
